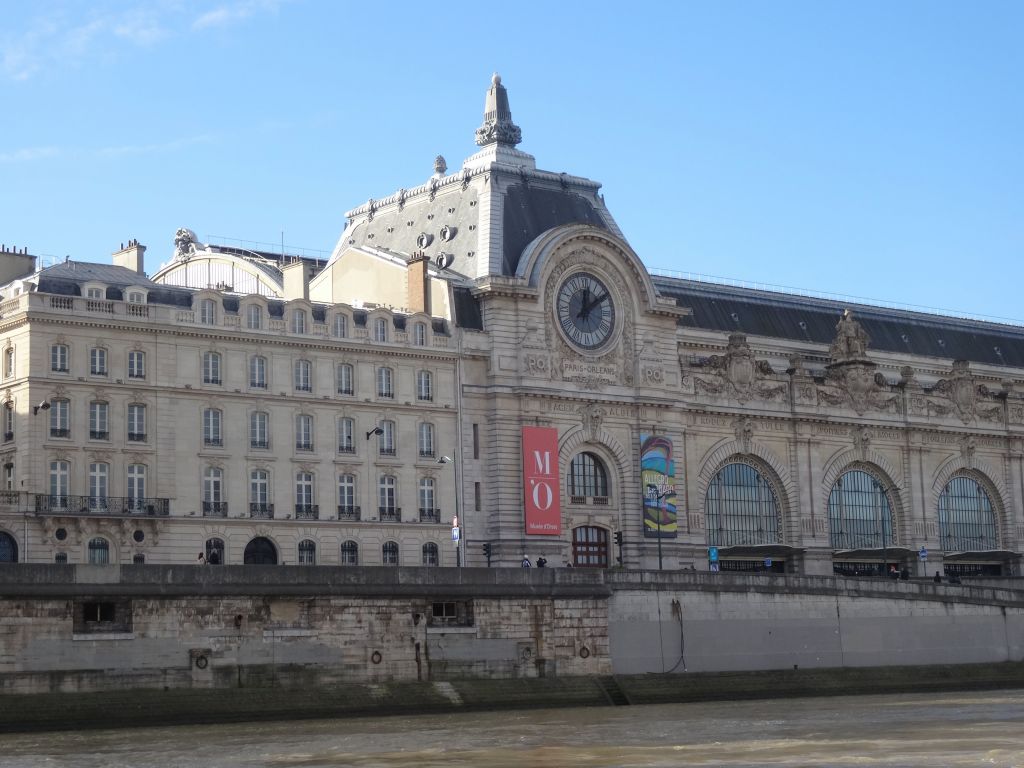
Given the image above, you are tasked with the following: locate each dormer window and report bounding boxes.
[86,287,105,300]
[200,299,216,325]
[374,318,388,343]
[127,291,146,304]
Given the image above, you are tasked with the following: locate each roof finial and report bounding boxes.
[475,73,521,148]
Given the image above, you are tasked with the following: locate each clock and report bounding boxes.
[556,272,616,351]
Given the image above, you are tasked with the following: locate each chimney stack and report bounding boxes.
[407,251,430,315]
[113,239,146,275]
[282,259,313,301]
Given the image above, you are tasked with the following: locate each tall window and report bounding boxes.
[295,414,313,451]
[377,367,393,398]
[705,462,782,547]
[418,477,436,515]
[379,420,396,456]
[247,304,262,330]
[333,313,348,338]
[828,469,894,550]
[249,355,267,389]
[338,474,356,513]
[336,363,354,395]
[4,462,13,491]
[88,537,110,565]
[340,540,359,565]
[3,403,13,441]
[422,542,439,566]
[379,475,397,519]
[291,309,307,334]
[938,475,999,552]
[374,317,388,342]
[127,403,146,442]
[51,343,69,372]
[127,350,145,379]
[418,422,434,458]
[337,417,355,453]
[568,452,608,498]
[382,540,399,566]
[250,469,270,515]
[50,399,70,438]
[126,464,146,509]
[296,471,314,509]
[250,411,269,449]
[49,460,69,505]
[413,322,427,347]
[89,401,109,440]
[3,347,13,378]
[203,408,223,446]
[294,360,312,392]
[200,298,216,325]
[572,526,609,568]
[202,351,222,385]
[416,370,433,401]
[88,462,109,509]
[203,467,224,511]
[89,347,107,376]
[206,538,225,565]
[298,539,316,565]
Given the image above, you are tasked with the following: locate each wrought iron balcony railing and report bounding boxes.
[127,432,146,442]
[89,430,109,440]
[50,428,70,438]
[337,505,361,521]
[379,506,401,522]
[203,501,228,517]
[295,504,319,520]
[419,508,441,523]
[249,503,274,519]
[34,495,169,516]
[337,443,355,454]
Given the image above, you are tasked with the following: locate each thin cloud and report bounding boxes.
[192,0,283,31]
[0,147,61,163]
[96,134,217,157]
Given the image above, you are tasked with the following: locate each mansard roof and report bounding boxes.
[656,276,1024,367]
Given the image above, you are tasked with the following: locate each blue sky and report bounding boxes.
[2,1,1021,321]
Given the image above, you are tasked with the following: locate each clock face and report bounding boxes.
[556,272,616,350]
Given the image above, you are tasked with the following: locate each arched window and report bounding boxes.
[413,322,427,346]
[205,537,225,565]
[291,309,307,335]
[0,531,17,562]
[132,554,146,565]
[938,475,999,551]
[333,313,348,338]
[705,462,782,547]
[127,403,146,442]
[336,363,354,395]
[294,359,312,392]
[88,537,110,565]
[377,367,393,398]
[418,422,434,458]
[202,351,222,384]
[422,542,439,566]
[828,469,895,550]
[416,370,433,401]
[249,355,267,389]
[199,298,217,325]
[243,536,277,565]
[298,539,316,565]
[203,408,223,446]
[246,303,262,330]
[340,539,358,565]
[382,540,399,566]
[568,452,608,498]
[374,317,388,342]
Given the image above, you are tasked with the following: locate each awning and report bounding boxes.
[833,547,916,560]
[941,550,1020,562]
[716,544,805,560]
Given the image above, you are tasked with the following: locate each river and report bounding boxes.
[1,689,1023,767]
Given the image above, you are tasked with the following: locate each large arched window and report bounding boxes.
[422,542,439,566]
[705,461,782,546]
[568,452,608,499]
[298,539,316,565]
[340,540,359,565]
[938,475,999,552]
[828,468,895,550]
[205,537,225,565]
[0,531,17,562]
[88,537,110,565]
[382,540,399,566]
[244,536,278,565]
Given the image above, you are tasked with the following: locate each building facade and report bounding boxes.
[1,75,1022,576]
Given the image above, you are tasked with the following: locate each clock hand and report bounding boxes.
[576,288,591,320]
[580,292,607,317]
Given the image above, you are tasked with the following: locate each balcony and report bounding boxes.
[295,441,314,452]
[128,372,146,380]
[204,438,223,447]
[337,443,355,454]
[337,505,361,522]
[203,377,222,385]
[127,433,147,442]
[203,501,228,517]
[249,503,274,519]
[294,384,312,393]
[419,508,441,523]
[295,504,319,520]
[50,428,70,439]
[418,450,435,459]
[34,495,170,516]
[379,506,401,522]
[337,386,353,396]
[250,439,269,449]
[89,430,109,440]
[379,447,397,457]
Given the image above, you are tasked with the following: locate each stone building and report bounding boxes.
[0,75,1022,576]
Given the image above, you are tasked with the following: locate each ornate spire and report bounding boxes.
[475,73,522,148]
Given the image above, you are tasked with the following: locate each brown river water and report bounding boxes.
[1,689,1023,767]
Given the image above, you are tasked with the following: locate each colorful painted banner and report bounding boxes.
[641,433,678,538]
[522,426,561,535]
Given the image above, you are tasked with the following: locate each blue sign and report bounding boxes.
[764,558,773,568]
[709,562,720,572]
[452,527,460,542]
[918,546,928,561]
[708,547,719,562]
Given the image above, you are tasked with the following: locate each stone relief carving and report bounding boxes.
[819,311,899,415]
[853,427,871,460]
[173,228,204,261]
[580,403,606,441]
[733,417,754,452]
[927,360,1003,424]
[690,333,786,404]
[960,435,977,468]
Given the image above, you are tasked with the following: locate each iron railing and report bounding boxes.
[419,508,441,523]
[35,495,170,516]
[379,507,401,522]
[249,503,274,519]
[337,505,361,521]
[203,501,228,517]
[295,504,319,520]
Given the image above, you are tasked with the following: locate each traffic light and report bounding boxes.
[482,542,491,557]
[614,531,623,546]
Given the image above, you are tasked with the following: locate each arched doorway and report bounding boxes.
[572,526,609,567]
[0,531,18,562]
[243,536,278,565]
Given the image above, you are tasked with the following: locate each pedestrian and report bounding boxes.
[933,570,942,583]
[889,565,898,579]
[521,555,532,568]
[208,549,220,565]
[536,556,547,568]
[197,552,206,565]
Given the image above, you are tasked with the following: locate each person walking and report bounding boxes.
[521,555,532,568]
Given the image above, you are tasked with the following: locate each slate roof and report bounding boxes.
[656,277,1024,368]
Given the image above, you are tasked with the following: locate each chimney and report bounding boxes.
[407,251,430,315]
[0,246,36,284]
[282,259,312,301]
[113,239,146,275]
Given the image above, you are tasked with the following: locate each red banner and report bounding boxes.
[522,426,561,535]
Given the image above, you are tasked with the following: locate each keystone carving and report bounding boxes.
[927,360,1002,424]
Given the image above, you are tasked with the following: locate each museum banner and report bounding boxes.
[641,433,678,538]
[522,426,561,535]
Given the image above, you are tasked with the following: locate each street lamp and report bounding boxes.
[365,426,384,440]
[437,456,461,567]
[645,483,670,571]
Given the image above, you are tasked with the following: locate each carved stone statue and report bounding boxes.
[830,310,870,361]
[433,155,447,176]
[173,228,204,261]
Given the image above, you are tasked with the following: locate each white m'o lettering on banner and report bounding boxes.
[531,479,553,510]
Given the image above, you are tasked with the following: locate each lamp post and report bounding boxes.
[438,456,461,567]
[645,483,669,571]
